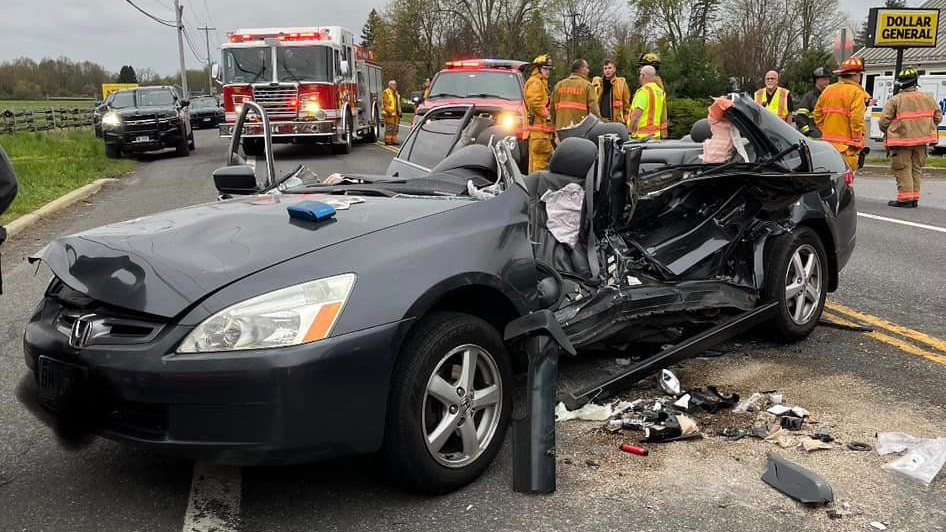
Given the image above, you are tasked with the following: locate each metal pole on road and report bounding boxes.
[174,0,189,98]
[199,25,217,96]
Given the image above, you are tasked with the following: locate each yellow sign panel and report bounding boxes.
[872,8,940,48]
[101,83,139,100]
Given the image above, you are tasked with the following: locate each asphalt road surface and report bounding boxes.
[2,129,945,532]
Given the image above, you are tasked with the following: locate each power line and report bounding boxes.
[183,27,207,62]
[122,0,176,27]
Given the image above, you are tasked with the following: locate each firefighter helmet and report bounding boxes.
[896,67,919,89]
[532,54,552,68]
[833,57,864,75]
[812,67,831,80]
[639,52,661,67]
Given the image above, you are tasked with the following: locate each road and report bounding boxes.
[1,129,945,532]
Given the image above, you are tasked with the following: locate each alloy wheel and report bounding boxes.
[784,243,822,325]
[422,344,503,468]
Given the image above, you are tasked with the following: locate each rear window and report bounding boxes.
[428,71,522,101]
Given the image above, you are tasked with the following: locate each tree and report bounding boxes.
[117,65,138,83]
[795,0,843,52]
[781,48,838,97]
[659,37,728,98]
[361,9,383,48]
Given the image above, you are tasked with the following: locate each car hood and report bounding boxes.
[31,194,469,318]
[418,98,521,114]
[113,106,176,118]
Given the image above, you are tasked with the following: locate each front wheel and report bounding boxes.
[333,112,353,154]
[384,312,512,494]
[762,227,828,342]
[105,143,121,159]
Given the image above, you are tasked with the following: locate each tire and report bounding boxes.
[242,138,264,157]
[762,227,828,342]
[384,312,513,494]
[188,130,195,150]
[105,143,121,159]
[175,132,189,157]
[364,106,379,143]
[333,111,353,154]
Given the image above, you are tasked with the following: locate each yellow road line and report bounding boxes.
[825,301,946,354]
[822,312,946,366]
[375,142,399,154]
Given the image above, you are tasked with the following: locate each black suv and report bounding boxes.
[100,86,194,158]
[189,96,224,129]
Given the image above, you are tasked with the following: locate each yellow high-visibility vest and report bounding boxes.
[632,82,666,139]
[754,87,790,121]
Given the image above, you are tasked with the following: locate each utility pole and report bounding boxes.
[198,25,217,96]
[567,13,580,65]
[174,0,189,98]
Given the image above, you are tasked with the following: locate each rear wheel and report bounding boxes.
[364,105,380,143]
[175,131,189,156]
[105,143,121,159]
[242,138,264,157]
[762,227,828,342]
[333,111,353,154]
[188,130,195,150]
[384,312,512,494]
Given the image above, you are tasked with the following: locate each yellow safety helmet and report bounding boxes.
[639,52,661,67]
[532,54,552,68]
[896,67,919,89]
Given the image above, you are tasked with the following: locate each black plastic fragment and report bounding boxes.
[761,454,834,504]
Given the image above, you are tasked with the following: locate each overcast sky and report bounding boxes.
[0,0,925,75]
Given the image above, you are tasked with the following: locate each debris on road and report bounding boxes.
[618,443,649,456]
[812,427,834,443]
[733,392,763,413]
[761,454,834,504]
[643,414,702,443]
[780,415,805,431]
[585,459,601,467]
[846,442,873,452]
[556,402,613,422]
[769,393,783,405]
[876,432,946,484]
[767,404,791,416]
[659,369,681,396]
[869,521,888,531]
[801,439,833,452]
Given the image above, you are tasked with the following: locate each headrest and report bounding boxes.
[556,114,600,142]
[430,144,497,174]
[689,118,711,143]
[549,137,597,178]
[587,121,629,143]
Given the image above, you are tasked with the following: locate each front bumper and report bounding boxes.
[103,124,183,152]
[219,120,338,139]
[22,298,408,465]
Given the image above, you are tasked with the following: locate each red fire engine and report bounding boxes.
[216,26,383,155]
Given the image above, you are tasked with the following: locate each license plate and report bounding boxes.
[37,356,85,410]
[203,117,211,122]
[135,135,151,143]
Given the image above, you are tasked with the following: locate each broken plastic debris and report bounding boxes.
[780,416,804,431]
[659,369,681,396]
[802,439,833,452]
[555,402,612,422]
[761,454,834,504]
[847,442,872,452]
[876,432,926,455]
[790,406,810,418]
[770,393,783,405]
[767,405,791,416]
[673,393,692,411]
[812,427,834,443]
[615,358,632,366]
[642,414,701,443]
[869,522,888,531]
[733,392,763,413]
[880,434,946,485]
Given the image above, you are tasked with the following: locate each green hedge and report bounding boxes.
[667,97,710,139]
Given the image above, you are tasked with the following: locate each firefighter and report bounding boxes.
[551,59,601,131]
[878,67,943,208]
[524,54,555,174]
[382,80,402,145]
[421,78,432,101]
[814,57,871,176]
[755,70,793,123]
[639,52,665,90]
[795,67,831,138]
[627,65,667,140]
[591,58,631,125]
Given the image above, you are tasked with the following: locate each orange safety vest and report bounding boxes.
[591,76,631,123]
[383,88,401,118]
[814,79,869,150]
[754,87,791,121]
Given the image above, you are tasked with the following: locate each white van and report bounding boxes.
[867,75,946,152]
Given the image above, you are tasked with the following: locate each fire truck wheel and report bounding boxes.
[364,106,379,143]
[334,110,353,154]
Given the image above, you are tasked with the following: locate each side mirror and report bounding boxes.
[180,99,190,108]
[211,63,220,81]
[410,91,423,104]
[340,60,350,76]
[213,165,259,195]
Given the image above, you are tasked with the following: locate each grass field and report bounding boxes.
[865,155,946,168]
[0,100,97,112]
[0,130,135,225]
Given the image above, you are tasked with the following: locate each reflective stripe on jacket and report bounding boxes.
[879,89,943,147]
[754,87,791,121]
[524,70,554,137]
[382,88,401,118]
[631,82,666,139]
[551,73,600,130]
[591,76,631,123]
[814,79,870,150]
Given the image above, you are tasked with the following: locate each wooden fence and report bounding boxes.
[0,108,95,135]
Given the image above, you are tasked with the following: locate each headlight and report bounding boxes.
[176,273,356,353]
[499,112,519,131]
[102,112,121,127]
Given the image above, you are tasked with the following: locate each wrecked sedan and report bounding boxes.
[21,94,855,494]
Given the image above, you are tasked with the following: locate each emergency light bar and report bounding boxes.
[445,59,527,70]
[229,30,332,43]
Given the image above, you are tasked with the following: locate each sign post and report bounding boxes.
[866,7,940,95]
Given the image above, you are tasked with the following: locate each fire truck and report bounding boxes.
[216,26,384,155]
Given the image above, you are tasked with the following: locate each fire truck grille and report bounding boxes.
[252,86,299,118]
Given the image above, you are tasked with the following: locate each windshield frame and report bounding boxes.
[221,45,275,84]
[110,90,136,109]
[136,89,176,107]
[427,71,524,101]
[276,44,334,83]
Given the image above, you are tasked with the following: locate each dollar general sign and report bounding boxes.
[869,8,940,48]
